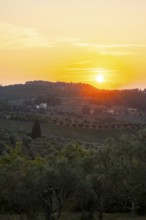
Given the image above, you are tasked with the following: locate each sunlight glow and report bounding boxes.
[96,74,104,83]
[95,68,106,83]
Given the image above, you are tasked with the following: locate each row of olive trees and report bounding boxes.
[0,130,146,220]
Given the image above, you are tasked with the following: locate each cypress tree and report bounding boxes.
[32,120,41,139]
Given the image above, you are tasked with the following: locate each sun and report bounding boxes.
[96,74,104,83]
[94,68,106,83]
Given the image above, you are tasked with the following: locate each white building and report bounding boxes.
[36,103,47,110]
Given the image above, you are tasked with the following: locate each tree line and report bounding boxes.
[1,82,146,112]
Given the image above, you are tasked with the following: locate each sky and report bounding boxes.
[0,0,146,89]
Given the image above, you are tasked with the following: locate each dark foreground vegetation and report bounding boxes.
[0,81,146,219]
[0,128,146,220]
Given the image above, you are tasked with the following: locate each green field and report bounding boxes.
[0,119,129,144]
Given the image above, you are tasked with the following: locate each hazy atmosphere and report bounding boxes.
[1,1,146,220]
[0,0,146,88]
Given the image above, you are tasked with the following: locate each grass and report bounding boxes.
[0,119,129,144]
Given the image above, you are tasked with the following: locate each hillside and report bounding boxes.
[0,81,97,100]
[0,81,146,111]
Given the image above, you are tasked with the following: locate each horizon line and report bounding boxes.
[0,80,146,91]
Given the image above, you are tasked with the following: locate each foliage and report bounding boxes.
[0,130,146,220]
[1,82,146,112]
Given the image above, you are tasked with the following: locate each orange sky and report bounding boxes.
[0,0,146,89]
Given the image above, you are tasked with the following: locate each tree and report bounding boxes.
[90,139,116,220]
[32,120,41,139]
[112,134,146,220]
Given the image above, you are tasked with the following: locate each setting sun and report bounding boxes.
[96,74,104,83]
[0,0,146,89]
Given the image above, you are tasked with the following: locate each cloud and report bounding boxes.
[0,23,83,49]
[0,23,55,49]
[73,42,146,49]
[73,42,146,56]
[94,44,146,49]
[0,22,145,55]
[98,51,134,56]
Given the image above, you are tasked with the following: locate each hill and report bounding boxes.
[0,81,97,101]
[0,81,146,111]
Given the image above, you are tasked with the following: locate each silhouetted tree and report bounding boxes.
[32,120,41,139]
